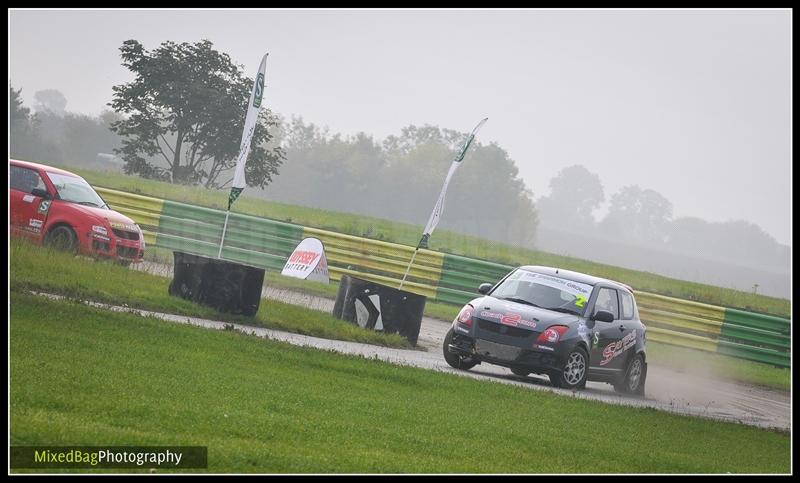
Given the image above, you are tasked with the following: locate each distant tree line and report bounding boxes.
[265,117,539,246]
[536,165,789,274]
[10,86,120,167]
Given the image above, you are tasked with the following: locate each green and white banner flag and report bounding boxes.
[417,117,488,249]
[228,53,268,210]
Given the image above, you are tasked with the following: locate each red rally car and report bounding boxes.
[10,159,145,263]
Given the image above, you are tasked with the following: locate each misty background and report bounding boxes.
[8,10,791,298]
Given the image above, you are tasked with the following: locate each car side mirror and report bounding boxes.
[31,188,51,199]
[478,283,493,295]
[592,310,615,323]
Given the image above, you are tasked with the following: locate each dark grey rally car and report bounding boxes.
[443,266,647,394]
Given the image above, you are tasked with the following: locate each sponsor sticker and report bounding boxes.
[482,311,537,329]
[23,194,35,203]
[38,200,51,214]
[599,330,637,366]
[109,222,138,232]
[480,311,503,320]
[518,271,593,309]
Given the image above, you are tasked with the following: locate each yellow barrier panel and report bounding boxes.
[327,266,440,299]
[304,227,445,268]
[96,187,166,216]
[638,308,724,336]
[326,248,442,282]
[645,326,719,352]
[637,292,725,323]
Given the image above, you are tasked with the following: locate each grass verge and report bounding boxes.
[10,238,411,349]
[10,292,790,473]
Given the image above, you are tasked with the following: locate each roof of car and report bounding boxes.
[10,159,80,178]
[518,265,633,293]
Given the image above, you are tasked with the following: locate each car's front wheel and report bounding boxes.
[44,225,78,253]
[549,346,588,390]
[615,353,646,396]
[442,328,478,370]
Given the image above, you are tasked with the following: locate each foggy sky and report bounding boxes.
[8,9,792,245]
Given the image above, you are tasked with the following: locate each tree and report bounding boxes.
[537,164,605,232]
[9,86,62,163]
[108,39,284,188]
[34,89,67,116]
[599,185,673,245]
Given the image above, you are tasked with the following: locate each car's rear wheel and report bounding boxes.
[549,346,588,390]
[510,367,530,377]
[615,353,646,396]
[44,225,78,253]
[443,328,478,370]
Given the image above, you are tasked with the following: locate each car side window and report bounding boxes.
[620,290,634,320]
[10,166,46,194]
[594,288,620,320]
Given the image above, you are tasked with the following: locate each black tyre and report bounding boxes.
[442,328,478,370]
[549,346,589,390]
[510,367,530,377]
[44,225,78,253]
[615,353,646,395]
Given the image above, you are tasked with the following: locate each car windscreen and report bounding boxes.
[46,172,107,209]
[490,269,594,316]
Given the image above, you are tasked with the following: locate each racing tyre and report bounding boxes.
[615,353,646,396]
[549,346,588,390]
[510,368,530,377]
[44,225,78,253]
[443,328,478,370]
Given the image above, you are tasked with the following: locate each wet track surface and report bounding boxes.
[125,262,790,430]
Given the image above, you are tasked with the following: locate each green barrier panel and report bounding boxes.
[434,286,479,306]
[717,339,790,367]
[719,323,791,351]
[723,308,790,335]
[437,253,512,294]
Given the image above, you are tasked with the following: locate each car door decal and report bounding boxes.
[38,200,51,214]
[27,218,44,233]
[599,330,637,366]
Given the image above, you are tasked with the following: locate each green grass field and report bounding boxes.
[10,292,790,473]
[65,166,790,317]
[10,239,411,349]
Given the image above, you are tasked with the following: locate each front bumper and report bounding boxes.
[448,331,565,373]
[87,232,144,262]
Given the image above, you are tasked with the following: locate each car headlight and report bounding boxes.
[92,225,108,236]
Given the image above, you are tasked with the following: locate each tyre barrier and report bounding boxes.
[169,251,265,316]
[332,275,426,345]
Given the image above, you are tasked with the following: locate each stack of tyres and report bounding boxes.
[169,251,265,316]
[333,274,426,345]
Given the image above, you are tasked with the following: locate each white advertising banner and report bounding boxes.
[281,237,330,284]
